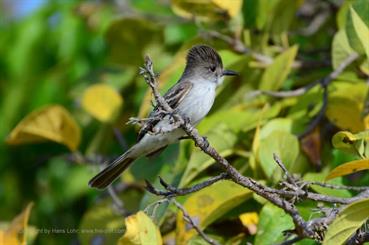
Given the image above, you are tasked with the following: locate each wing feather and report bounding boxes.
[137,81,193,141]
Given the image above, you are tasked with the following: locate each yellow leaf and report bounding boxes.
[326,97,365,132]
[212,0,243,18]
[81,84,123,123]
[118,211,162,245]
[1,203,33,245]
[326,159,369,180]
[171,0,242,21]
[332,131,358,150]
[239,212,259,235]
[176,180,252,244]
[7,105,80,151]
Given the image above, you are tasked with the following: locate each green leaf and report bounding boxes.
[323,198,369,245]
[350,6,369,60]
[345,0,369,55]
[105,18,163,66]
[331,30,356,70]
[258,130,299,179]
[255,203,294,245]
[179,124,237,187]
[303,170,351,198]
[176,180,252,244]
[259,45,298,91]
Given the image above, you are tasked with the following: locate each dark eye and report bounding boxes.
[209,66,216,72]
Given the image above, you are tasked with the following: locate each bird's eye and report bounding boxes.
[209,66,216,72]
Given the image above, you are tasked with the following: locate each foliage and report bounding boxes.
[1,0,369,244]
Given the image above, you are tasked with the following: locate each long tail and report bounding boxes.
[88,150,136,189]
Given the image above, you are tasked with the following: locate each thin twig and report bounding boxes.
[107,185,126,216]
[145,173,229,197]
[306,181,369,191]
[260,52,359,99]
[173,199,220,245]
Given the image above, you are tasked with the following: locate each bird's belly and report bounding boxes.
[177,83,216,124]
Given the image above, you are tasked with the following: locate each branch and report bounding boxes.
[259,52,359,98]
[145,173,229,197]
[139,55,369,243]
[172,199,220,245]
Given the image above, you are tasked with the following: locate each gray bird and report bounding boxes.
[89,44,237,189]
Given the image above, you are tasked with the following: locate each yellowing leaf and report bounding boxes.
[323,198,369,245]
[332,131,359,150]
[7,105,80,151]
[212,0,243,18]
[171,0,242,21]
[176,180,252,244]
[259,45,298,91]
[326,159,369,180]
[239,212,259,235]
[118,211,162,245]
[81,84,123,123]
[1,203,33,245]
[326,97,365,132]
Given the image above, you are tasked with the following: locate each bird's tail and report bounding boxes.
[88,149,136,189]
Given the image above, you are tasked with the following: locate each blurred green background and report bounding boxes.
[1,0,369,244]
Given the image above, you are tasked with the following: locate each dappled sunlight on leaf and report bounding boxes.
[6,105,81,151]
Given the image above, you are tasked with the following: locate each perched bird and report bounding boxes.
[89,44,237,189]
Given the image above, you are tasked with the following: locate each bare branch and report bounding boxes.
[172,199,220,245]
[139,54,369,243]
[145,173,229,197]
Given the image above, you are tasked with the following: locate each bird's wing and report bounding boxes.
[137,81,193,141]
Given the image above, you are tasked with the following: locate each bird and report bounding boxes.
[89,44,238,189]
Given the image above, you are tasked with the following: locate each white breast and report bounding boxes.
[177,80,216,125]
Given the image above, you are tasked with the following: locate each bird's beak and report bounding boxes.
[222,69,238,76]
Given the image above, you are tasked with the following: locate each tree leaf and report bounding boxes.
[326,97,365,133]
[0,203,34,245]
[345,0,369,56]
[81,83,123,123]
[323,198,369,245]
[176,180,252,244]
[255,203,293,245]
[258,130,299,179]
[331,30,356,70]
[171,0,242,21]
[259,45,298,91]
[6,105,80,151]
[326,159,369,180]
[105,18,163,66]
[118,211,162,245]
[304,170,351,198]
[350,7,369,61]
[239,212,259,235]
[179,124,237,187]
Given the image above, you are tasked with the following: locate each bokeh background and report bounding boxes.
[1,0,369,244]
